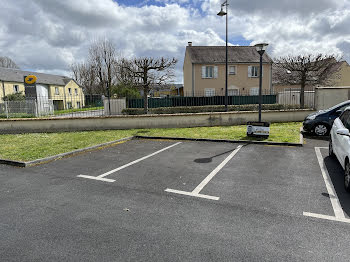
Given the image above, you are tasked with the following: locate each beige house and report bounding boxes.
[0,67,84,110]
[183,43,273,96]
[272,61,350,92]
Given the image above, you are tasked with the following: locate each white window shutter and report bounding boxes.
[248,66,252,77]
[214,66,218,78]
[261,67,264,77]
[202,66,206,78]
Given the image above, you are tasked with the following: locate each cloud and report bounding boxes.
[0,0,350,83]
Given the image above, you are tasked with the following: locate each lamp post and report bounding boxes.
[217,1,228,112]
[254,43,268,122]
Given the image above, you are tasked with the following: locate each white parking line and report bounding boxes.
[303,212,350,224]
[314,147,345,218]
[78,142,182,182]
[165,145,243,201]
[303,147,348,224]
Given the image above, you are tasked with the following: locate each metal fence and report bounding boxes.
[0,89,315,119]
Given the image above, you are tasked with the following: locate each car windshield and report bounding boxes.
[326,101,350,112]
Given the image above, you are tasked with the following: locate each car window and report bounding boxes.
[338,105,350,112]
[340,110,350,129]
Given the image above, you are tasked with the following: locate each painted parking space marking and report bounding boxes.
[303,212,350,224]
[303,147,349,224]
[165,145,243,201]
[77,142,182,182]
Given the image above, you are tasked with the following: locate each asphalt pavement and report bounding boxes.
[0,138,349,261]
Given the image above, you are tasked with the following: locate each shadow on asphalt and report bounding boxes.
[194,149,235,163]
[324,155,350,217]
[302,132,329,141]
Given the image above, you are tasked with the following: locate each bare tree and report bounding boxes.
[70,62,97,95]
[274,54,341,108]
[0,56,19,69]
[88,39,118,95]
[122,57,177,113]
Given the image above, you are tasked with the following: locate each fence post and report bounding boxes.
[35,99,39,117]
[4,100,9,119]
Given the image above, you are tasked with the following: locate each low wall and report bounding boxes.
[0,109,313,134]
[315,86,350,110]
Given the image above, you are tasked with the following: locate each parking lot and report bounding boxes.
[1,138,350,261]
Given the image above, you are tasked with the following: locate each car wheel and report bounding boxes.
[314,124,329,136]
[329,138,335,157]
[345,162,350,193]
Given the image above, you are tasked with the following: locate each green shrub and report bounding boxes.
[122,104,302,115]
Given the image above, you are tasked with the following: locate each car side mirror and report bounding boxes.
[336,128,350,136]
[336,110,343,116]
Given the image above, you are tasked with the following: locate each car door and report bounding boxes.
[336,110,350,169]
[332,117,343,158]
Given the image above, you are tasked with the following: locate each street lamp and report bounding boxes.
[217,1,228,112]
[254,43,268,122]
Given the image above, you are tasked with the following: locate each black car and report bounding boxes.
[303,100,350,136]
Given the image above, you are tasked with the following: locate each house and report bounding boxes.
[152,84,184,97]
[183,42,273,97]
[272,61,350,92]
[0,67,84,110]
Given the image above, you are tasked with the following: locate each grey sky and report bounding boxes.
[1,0,349,82]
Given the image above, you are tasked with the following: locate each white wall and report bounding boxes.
[104,98,126,115]
[0,109,313,134]
[36,84,54,116]
[315,87,350,110]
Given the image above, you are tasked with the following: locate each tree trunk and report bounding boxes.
[300,72,306,109]
[143,86,149,114]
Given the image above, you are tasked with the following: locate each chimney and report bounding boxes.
[188,42,192,46]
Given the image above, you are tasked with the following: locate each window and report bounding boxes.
[13,85,19,93]
[206,66,213,78]
[75,88,78,96]
[228,89,239,96]
[248,66,259,77]
[68,88,72,95]
[202,66,218,79]
[340,110,350,128]
[67,102,72,109]
[55,87,59,95]
[77,102,81,108]
[250,87,259,95]
[205,88,215,97]
[229,66,236,75]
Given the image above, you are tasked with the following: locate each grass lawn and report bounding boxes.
[54,106,104,115]
[0,122,302,162]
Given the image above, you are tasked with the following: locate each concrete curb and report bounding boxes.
[0,136,133,168]
[134,135,303,147]
[300,127,304,145]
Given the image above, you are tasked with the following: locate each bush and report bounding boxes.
[3,92,25,101]
[122,104,302,115]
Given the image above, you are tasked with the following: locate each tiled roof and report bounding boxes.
[0,67,73,86]
[186,46,273,64]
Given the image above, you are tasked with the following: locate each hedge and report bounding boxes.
[122,104,302,115]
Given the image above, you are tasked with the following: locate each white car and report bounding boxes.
[329,107,350,192]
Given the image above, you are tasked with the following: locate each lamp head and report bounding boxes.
[217,5,227,16]
[254,43,269,52]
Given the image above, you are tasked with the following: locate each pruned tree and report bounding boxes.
[70,62,97,95]
[121,57,177,113]
[0,56,19,69]
[274,54,341,108]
